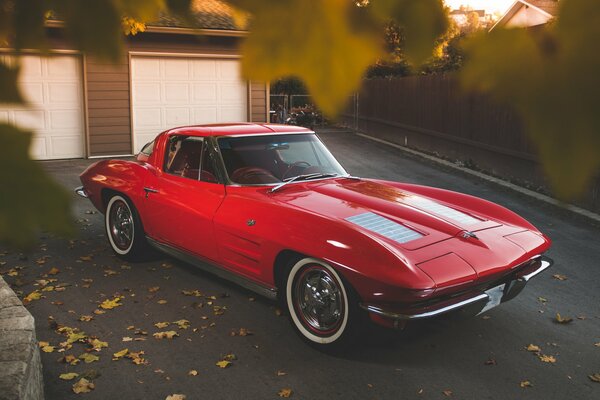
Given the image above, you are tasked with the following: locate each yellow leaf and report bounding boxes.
[157,299,168,304]
[165,395,186,400]
[526,344,541,353]
[538,354,556,363]
[442,390,452,397]
[72,378,95,394]
[555,313,573,324]
[552,274,568,281]
[100,297,122,310]
[188,370,198,376]
[148,286,160,293]
[79,315,93,322]
[93,309,106,315]
[41,345,55,353]
[215,360,231,369]
[38,341,49,348]
[78,353,99,364]
[122,337,133,342]
[153,331,178,340]
[113,348,129,359]
[239,0,381,117]
[79,256,93,262]
[88,339,108,351]
[154,322,170,329]
[520,380,532,388]
[60,373,79,381]
[277,388,293,398]
[589,373,600,383]
[276,370,287,376]
[67,332,87,344]
[173,319,190,329]
[48,267,60,275]
[23,290,42,304]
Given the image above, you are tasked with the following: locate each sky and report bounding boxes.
[444,0,516,13]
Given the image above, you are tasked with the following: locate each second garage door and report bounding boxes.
[131,56,248,153]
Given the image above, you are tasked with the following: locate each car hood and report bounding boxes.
[275,179,501,250]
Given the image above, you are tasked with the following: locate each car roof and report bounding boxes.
[164,123,313,137]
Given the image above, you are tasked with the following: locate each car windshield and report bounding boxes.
[217,133,347,185]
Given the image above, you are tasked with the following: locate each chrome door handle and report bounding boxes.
[144,187,159,198]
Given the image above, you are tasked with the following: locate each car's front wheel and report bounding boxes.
[285,257,363,348]
[105,194,149,261]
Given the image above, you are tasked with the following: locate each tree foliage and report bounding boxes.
[0,0,597,246]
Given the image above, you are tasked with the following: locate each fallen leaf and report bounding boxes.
[61,354,80,366]
[23,290,42,304]
[122,337,133,342]
[100,297,122,310]
[148,286,160,293]
[278,388,293,398]
[589,373,600,383]
[154,322,170,329]
[93,309,105,315]
[442,390,453,397]
[113,348,129,359]
[552,274,568,281]
[594,342,600,347]
[484,358,497,366]
[38,341,50,348]
[128,350,147,365]
[153,331,178,340]
[215,360,231,369]
[157,299,168,305]
[537,297,548,303]
[188,370,198,376]
[223,353,237,361]
[274,308,283,316]
[48,267,60,275]
[78,353,99,364]
[88,339,108,351]
[526,344,541,352]
[79,256,93,262]
[554,313,573,324]
[165,395,186,400]
[520,380,532,388]
[276,370,287,376]
[67,332,88,344]
[60,373,79,380]
[182,289,202,296]
[72,378,95,394]
[173,319,190,329]
[538,354,557,363]
[41,345,55,353]
[79,315,93,322]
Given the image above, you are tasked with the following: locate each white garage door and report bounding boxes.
[131,56,248,153]
[0,54,85,160]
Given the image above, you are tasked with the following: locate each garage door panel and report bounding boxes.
[134,83,161,103]
[164,59,190,79]
[47,57,79,77]
[165,108,190,126]
[193,107,218,123]
[132,56,248,153]
[134,107,162,128]
[21,83,44,104]
[49,83,80,103]
[132,58,160,79]
[51,136,83,157]
[20,57,43,78]
[192,83,217,103]
[50,110,83,130]
[14,110,46,131]
[164,83,189,102]
[30,137,47,158]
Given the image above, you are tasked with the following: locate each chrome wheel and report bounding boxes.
[286,258,350,344]
[109,199,133,250]
[294,266,344,334]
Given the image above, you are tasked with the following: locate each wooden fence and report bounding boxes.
[340,74,600,213]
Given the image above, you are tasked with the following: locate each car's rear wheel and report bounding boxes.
[105,194,149,261]
[285,257,363,348]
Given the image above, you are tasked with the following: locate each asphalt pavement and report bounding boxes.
[1,128,599,400]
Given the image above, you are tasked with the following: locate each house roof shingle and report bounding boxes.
[151,0,242,31]
[525,0,560,17]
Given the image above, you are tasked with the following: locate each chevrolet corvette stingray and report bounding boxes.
[76,123,552,347]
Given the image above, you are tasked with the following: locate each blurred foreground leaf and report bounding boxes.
[0,124,72,248]
[461,0,600,199]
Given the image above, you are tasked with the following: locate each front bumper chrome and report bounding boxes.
[360,256,553,321]
[74,186,89,198]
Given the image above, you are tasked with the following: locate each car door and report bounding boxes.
[142,134,225,261]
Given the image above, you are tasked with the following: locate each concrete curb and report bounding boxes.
[339,129,600,226]
[0,277,44,400]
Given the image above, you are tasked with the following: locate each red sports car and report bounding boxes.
[76,123,552,347]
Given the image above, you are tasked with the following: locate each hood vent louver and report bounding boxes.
[408,197,480,226]
[346,212,423,244]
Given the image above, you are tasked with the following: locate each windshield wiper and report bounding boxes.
[269,173,339,193]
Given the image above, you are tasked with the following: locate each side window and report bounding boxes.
[164,136,203,180]
[200,141,219,183]
[140,140,154,156]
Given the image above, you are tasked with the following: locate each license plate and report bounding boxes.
[477,283,506,315]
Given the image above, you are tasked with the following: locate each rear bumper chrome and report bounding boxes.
[74,186,89,198]
[360,256,553,322]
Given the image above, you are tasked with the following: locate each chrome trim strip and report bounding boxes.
[146,236,278,300]
[360,293,489,320]
[519,257,553,282]
[74,186,88,198]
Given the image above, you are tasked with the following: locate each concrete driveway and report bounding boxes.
[1,129,598,399]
